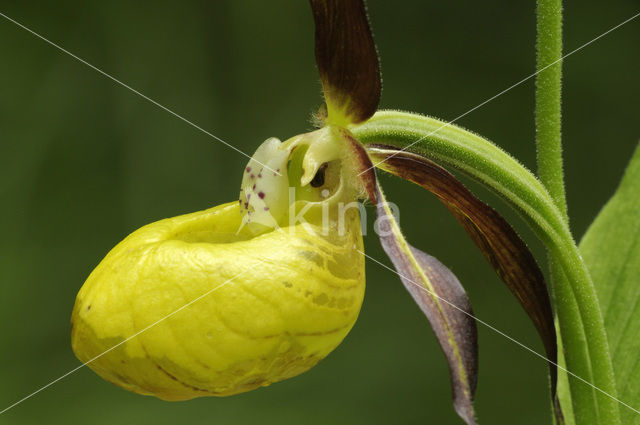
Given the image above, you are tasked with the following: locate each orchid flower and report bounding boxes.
[71,1,637,424]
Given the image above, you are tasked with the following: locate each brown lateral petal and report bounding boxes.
[376,184,478,425]
[367,145,560,404]
[340,128,377,203]
[309,0,381,124]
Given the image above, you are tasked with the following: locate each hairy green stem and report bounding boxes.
[535,1,620,423]
[535,0,581,420]
[352,110,621,424]
[552,262,595,424]
[536,0,567,220]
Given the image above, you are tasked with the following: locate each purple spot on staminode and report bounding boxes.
[250,174,255,179]
[252,184,256,190]
[258,173,262,178]
[264,207,269,211]
[246,166,251,173]
[258,192,265,199]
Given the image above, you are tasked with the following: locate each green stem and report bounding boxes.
[535,0,582,420]
[535,2,619,423]
[536,0,567,220]
[551,261,595,424]
[352,110,621,425]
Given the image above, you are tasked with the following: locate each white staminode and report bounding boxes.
[238,127,364,235]
[238,137,290,233]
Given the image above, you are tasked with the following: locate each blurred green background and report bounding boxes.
[1,1,638,424]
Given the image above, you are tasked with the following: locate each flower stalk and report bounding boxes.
[536,1,620,423]
[536,0,567,219]
[351,110,620,424]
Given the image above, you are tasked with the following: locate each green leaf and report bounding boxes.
[375,184,478,425]
[367,144,562,419]
[309,0,381,125]
[580,144,640,424]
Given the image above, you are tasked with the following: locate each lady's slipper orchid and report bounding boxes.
[71,126,376,400]
[72,1,560,423]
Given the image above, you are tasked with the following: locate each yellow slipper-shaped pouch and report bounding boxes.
[70,126,370,400]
